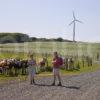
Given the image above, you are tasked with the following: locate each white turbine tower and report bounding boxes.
[69,12,82,42]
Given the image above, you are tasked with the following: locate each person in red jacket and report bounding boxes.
[51,52,63,86]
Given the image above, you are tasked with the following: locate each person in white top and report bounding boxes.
[27,54,36,84]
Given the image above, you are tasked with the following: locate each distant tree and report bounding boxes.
[0,33,30,43]
[56,37,63,42]
[0,33,72,43]
[0,35,17,43]
[38,38,48,42]
[30,37,37,41]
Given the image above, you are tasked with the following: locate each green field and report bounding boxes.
[0,41,100,82]
[0,41,100,59]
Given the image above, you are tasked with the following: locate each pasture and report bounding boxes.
[0,41,100,81]
[0,41,100,58]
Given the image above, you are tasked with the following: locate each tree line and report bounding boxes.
[0,33,72,43]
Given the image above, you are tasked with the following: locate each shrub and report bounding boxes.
[45,66,52,72]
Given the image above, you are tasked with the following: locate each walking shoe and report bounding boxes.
[30,81,33,85]
[32,80,36,85]
[57,82,62,86]
[51,82,55,86]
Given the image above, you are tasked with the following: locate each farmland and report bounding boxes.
[0,41,100,77]
[0,41,100,59]
[0,41,100,69]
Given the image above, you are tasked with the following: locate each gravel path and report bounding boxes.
[0,70,100,100]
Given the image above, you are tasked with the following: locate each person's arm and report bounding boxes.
[33,60,37,67]
[52,58,56,64]
[27,60,29,66]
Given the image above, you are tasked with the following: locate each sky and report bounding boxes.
[0,0,100,42]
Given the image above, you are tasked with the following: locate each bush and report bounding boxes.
[75,62,80,71]
[40,68,45,72]
[45,66,52,72]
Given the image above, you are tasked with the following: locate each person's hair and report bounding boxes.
[53,51,58,58]
[54,51,58,55]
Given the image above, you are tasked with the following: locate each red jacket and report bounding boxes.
[52,57,63,68]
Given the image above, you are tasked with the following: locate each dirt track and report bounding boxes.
[0,70,100,100]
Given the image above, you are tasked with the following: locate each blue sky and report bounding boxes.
[0,0,100,42]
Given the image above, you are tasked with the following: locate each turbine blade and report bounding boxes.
[69,20,74,26]
[75,19,83,23]
[73,11,75,19]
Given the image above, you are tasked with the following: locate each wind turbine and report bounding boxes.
[69,12,82,42]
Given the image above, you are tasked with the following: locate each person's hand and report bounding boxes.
[52,60,56,64]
